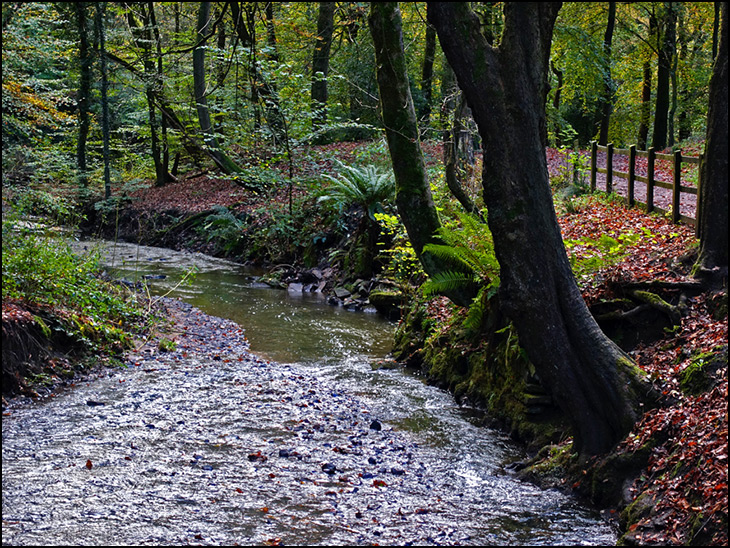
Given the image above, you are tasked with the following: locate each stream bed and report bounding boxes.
[2,241,617,545]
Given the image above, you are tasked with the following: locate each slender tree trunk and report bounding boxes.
[74,2,91,188]
[695,1,728,285]
[551,60,563,112]
[430,1,654,457]
[194,1,241,173]
[213,8,227,133]
[194,3,220,159]
[444,93,479,215]
[369,3,474,307]
[653,2,677,150]
[126,3,165,186]
[264,2,279,62]
[598,1,616,146]
[311,2,336,129]
[418,22,437,125]
[148,1,173,185]
[637,58,652,150]
[230,1,286,148]
[94,3,111,199]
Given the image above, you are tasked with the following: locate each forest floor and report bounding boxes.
[3,140,727,545]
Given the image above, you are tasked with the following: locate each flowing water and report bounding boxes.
[2,241,617,546]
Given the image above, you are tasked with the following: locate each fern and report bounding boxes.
[421,270,477,297]
[318,160,395,220]
[423,211,500,289]
[421,211,501,331]
[202,206,245,255]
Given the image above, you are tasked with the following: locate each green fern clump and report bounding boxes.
[421,212,500,331]
[202,206,246,256]
[317,160,395,221]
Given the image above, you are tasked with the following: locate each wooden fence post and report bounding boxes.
[606,143,613,193]
[628,145,636,207]
[647,147,655,213]
[590,140,597,192]
[672,150,682,224]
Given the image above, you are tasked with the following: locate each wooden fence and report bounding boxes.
[589,141,702,230]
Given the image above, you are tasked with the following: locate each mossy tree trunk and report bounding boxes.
[368,5,441,268]
[369,3,473,307]
[429,2,654,457]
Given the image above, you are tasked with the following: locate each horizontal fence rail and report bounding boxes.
[589,141,702,231]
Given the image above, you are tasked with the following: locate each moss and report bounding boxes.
[369,290,405,320]
[679,351,716,395]
[393,295,568,451]
[632,290,681,322]
[521,441,578,486]
[618,490,655,538]
[587,439,656,509]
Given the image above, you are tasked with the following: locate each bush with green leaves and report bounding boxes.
[201,206,247,257]
[2,211,146,352]
[375,212,423,289]
[564,230,644,282]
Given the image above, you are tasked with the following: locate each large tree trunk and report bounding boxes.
[429,2,654,457]
[368,4,441,266]
[695,1,728,285]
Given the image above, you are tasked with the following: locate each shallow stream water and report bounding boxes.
[2,241,617,545]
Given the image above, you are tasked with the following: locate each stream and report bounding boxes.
[2,241,617,546]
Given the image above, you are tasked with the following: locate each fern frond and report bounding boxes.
[421,270,477,297]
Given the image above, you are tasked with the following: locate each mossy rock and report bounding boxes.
[586,439,656,508]
[618,490,655,543]
[369,290,404,320]
[679,347,727,395]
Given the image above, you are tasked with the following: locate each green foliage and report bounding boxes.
[7,186,81,226]
[422,212,500,293]
[158,338,178,353]
[201,206,246,256]
[318,160,395,221]
[421,212,500,331]
[375,212,423,288]
[564,231,642,280]
[2,206,145,352]
[242,188,329,266]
